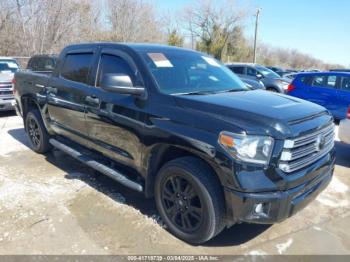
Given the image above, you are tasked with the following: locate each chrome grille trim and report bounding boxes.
[279,123,335,173]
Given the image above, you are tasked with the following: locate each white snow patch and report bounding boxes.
[276,238,293,254]
[316,177,349,207]
[246,250,268,256]
[313,226,322,231]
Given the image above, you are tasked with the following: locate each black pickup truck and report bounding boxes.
[14,43,335,244]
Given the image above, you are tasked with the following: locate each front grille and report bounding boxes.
[0,83,12,88]
[0,90,12,95]
[279,123,335,173]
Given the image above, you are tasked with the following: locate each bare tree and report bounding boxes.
[108,0,163,43]
[183,0,246,59]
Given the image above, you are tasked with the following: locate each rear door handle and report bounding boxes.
[85,95,100,105]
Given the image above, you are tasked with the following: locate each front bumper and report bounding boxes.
[0,98,15,111]
[224,158,334,224]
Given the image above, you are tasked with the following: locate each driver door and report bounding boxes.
[84,49,145,170]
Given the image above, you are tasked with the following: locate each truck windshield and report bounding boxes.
[0,60,19,73]
[140,50,247,95]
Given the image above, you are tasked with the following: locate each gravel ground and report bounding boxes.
[0,111,350,255]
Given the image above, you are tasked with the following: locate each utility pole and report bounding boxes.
[253,8,261,63]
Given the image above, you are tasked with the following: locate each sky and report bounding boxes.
[151,0,350,67]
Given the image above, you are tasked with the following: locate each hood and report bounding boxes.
[175,90,328,138]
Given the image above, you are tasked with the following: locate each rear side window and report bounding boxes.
[311,76,326,87]
[300,76,312,85]
[96,54,135,87]
[61,53,93,84]
[230,66,244,74]
[341,76,350,91]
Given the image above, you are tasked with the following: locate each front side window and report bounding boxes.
[326,75,337,88]
[97,54,134,87]
[140,50,247,95]
[230,66,245,74]
[247,67,258,76]
[61,53,93,84]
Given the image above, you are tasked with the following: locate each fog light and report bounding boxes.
[253,203,270,218]
[255,203,264,214]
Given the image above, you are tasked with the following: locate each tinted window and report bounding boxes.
[312,76,326,87]
[300,76,312,84]
[61,53,93,84]
[326,75,337,88]
[341,76,350,91]
[230,66,244,74]
[247,67,258,76]
[97,54,134,87]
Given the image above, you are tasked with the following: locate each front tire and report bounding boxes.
[155,157,225,244]
[25,109,52,154]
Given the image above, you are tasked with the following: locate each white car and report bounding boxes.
[339,108,350,144]
[0,57,19,111]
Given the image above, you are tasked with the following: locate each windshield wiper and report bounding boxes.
[174,89,247,96]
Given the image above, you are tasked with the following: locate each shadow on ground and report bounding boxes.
[8,127,270,247]
[8,128,31,148]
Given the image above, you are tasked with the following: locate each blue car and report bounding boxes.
[287,72,350,120]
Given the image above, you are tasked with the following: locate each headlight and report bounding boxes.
[219,131,274,165]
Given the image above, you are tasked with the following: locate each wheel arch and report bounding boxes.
[144,144,224,199]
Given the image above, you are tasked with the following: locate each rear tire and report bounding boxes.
[25,109,52,154]
[155,157,225,244]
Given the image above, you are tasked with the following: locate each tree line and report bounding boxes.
[0,0,343,70]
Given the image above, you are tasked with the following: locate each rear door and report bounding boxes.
[336,75,350,119]
[307,74,339,117]
[47,49,97,146]
[84,48,145,170]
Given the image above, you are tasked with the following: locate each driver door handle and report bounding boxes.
[85,95,100,105]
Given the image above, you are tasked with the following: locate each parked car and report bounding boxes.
[0,57,19,111]
[14,43,335,244]
[339,106,350,144]
[227,63,291,93]
[287,72,350,120]
[26,54,57,73]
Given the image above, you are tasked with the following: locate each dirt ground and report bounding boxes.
[0,111,350,255]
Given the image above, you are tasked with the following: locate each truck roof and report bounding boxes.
[63,42,201,54]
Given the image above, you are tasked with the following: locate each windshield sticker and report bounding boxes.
[202,56,220,67]
[148,53,173,68]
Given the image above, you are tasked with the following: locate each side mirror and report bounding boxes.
[256,73,263,79]
[101,73,145,96]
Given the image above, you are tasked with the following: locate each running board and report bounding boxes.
[49,138,143,192]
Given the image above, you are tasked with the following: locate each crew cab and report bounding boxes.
[14,43,335,244]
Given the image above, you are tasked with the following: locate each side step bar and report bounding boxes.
[49,139,143,192]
